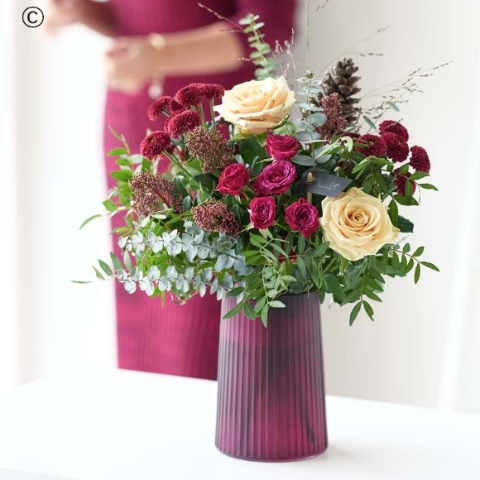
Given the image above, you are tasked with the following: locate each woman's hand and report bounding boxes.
[104,36,165,95]
[45,0,88,34]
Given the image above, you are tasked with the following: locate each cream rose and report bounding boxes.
[214,76,295,135]
[320,187,399,261]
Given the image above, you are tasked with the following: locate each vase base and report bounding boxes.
[215,444,328,463]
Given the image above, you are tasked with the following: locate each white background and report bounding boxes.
[1,0,479,414]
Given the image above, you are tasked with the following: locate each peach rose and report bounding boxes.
[214,76,295,135]
[320,187,399,261]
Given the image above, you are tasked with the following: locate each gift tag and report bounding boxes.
[297,169,352,198]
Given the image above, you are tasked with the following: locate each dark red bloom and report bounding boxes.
[285,198,320,237]
[217,163,249,196]
[382,132,409,163]
[265,134,299,161]
[354,134,387,157]
[170,98,186,115]
[148,96,171,121]
[174,84,203,108]
[165,110,202,138]
[410,146,431,173]
[394,170,417,196]
[249,197,276,230]
[379,120,409,142]
[253,160,297,196]
[200,84,225,100]
[140,131,174,159]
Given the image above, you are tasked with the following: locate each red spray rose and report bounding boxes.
[285,198,320,237]
[253,160,297,195]
[249,197,276,230]
[265,134,299,161]
[217,163,249,196]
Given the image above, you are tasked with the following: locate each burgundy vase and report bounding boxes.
[215,293,328,462]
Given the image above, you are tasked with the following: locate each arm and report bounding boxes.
[46,0,116,37]
[105,0,297,93]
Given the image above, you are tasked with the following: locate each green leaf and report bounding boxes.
[71,280,93,284]
[350,302,362,326]
[363,300,375,321]
[387,101,400,112]
[243,302,256,320]
[92,266,105,281]
[419,183,439,191]
[108,147,127,157]
[98,260,113,277]
[310,261,322,289]
[261,305,269,327]
[403,243,411,253]
[226,287,245,298]
[297,257,307,279]
[405,179,414,198]
[394,195,419,207]
[223,302,244,319]
[309,113,328,127]
[388,200,399,227]
[110,253,123,271]
[111,170,134,182]
[103,200,118,213]
[412,246,424,257]
[123,251,132,270]
[269,300,286,308]
[410,171,429,181]
[80,214,102,230]
[324,272,344,300]
[398,216,414,233]
[363,115,377,131]
[420,261,440,272]
[365,290,382,302]
[291,155,317,166]
[414,263,421,284]
[298,235,306,254]
[254,296,267,313]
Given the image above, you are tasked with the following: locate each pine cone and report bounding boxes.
[317,58,362,129]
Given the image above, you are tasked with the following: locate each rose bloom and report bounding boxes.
[253,160,297,195]
[285,198,320,237]
[217,163,249,196]
[321,187,399,261]
[265,134,299,161]
[249,197,276,229]
[214,76,295,134]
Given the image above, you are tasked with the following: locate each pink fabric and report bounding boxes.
[103,0,296,380]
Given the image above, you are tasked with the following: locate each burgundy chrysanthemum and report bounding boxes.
[379,120,409,142]
[192,200,240,236]
[394,170,417,196]
[354,134,387,157]
[140,131,175,160]
[169,98,186,115]
[174,84,203,108]
[200,84,225,100]
[165,110,202,138]
[148,96,171,121]
[410,145,431,173]
[382,132,409,163]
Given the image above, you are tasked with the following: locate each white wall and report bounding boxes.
[301,0,480,413]
[12,0,115,386]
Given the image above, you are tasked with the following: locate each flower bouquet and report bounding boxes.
[84,14,439,461]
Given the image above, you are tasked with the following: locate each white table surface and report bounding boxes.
[0,368,479,480]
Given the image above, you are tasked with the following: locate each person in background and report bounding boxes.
[46,0,296,380]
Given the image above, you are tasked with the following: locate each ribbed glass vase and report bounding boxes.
[215,293,328,462]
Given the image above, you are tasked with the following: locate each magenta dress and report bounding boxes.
[104,0,296,380]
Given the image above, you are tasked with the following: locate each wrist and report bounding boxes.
[148,33,169,77]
